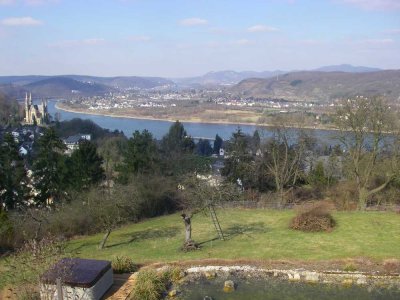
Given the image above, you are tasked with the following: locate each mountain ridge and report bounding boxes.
[231,70,400,102]
[173,64,383,87]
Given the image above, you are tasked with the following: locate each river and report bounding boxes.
[47,100,338,143]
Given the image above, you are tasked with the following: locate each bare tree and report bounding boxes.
[262,126,310,205]
[87,185,139,249]
[335,96,399,210]
[178,176,239,250]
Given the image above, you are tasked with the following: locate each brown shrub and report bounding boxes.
[327,181,358,211]
[383,259,400,274]
[290,201,336,232]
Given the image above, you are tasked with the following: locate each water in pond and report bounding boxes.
[178,277,400,300]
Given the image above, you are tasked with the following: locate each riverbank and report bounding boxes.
[55,102,339,132]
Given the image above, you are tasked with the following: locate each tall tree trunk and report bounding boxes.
[181,214,192,242]
[98,228,112,250]
[358,187,368,211]
[358,180,392,211]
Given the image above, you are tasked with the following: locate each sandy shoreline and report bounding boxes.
[55,103,338,132]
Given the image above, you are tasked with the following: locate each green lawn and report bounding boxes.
[66,209,400,263]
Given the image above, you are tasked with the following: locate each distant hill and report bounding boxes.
[0,75,175,90]
[174,70,285,87]
[0,75,176,99]
[231,70,400,102]
[0,84,26,99]
[0,75,51,86]
[0,92,20,126]
[24,77,115,98]
[174,65,382,87]
[97,76,174,89]
[314,64,382,73]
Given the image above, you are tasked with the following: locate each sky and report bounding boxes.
[0,0,399,77]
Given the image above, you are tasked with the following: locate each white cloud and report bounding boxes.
[0,0,15,5]
[231,39,253,46]
[176,42,194,49]
[179,18,208,27]
[209,27,230,35]
[0,0,58,5]
[247,25,279,33]
[298,39,324,45]
[25,0,58,5]
[127,35,151,42]
[1,17,43,26]
[359,38,394,44]
[0,27,8,38]
[340,0,400,10]
[49,38,105,48]
[83,38,105,45]
[385,29,400,34]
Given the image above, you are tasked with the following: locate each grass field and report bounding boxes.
[66,209,400,263]
[1,209,399,291]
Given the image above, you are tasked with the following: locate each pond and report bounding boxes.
[178,276,400,300]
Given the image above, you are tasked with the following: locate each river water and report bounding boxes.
[47,100,338,143]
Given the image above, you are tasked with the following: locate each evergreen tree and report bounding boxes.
[118,130,159,182]
[213,134,223,154]
[221,129,255,188]
[68,140,104,190]
[0,134,29,209]
[32,128,67,205]
[196,139,213,156]
[252,130,261,151]
[308,161,328,186]
[161,121,194,154]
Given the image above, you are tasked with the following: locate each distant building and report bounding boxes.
[63,134,92,153]
[24,93,49,125]
[19,146,28,156]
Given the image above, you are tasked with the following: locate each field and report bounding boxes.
[1,208,399,292]
[66,209,400,263]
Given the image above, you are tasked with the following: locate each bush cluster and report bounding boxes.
[5,176,180,249]
[290,202,336,232]
[0,210,13,252]
[129,269,168,300]
[112,256,138,274]
[3,236,67,299]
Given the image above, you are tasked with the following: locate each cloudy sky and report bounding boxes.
[0,0,399,77]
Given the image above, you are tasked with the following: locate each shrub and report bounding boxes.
[112,256,138,274]
[328,181,357,211]
[383,259,400,274]
[343,263,357,272]
[3,236,68,298]
[0,210,13,252]
[162,266,185,283]
[129,269,167,300]
[290,201,336,232]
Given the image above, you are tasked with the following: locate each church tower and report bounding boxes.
[24,93,49,125]
[24,93,31,124]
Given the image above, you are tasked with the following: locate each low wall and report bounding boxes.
[183,265,400,290]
